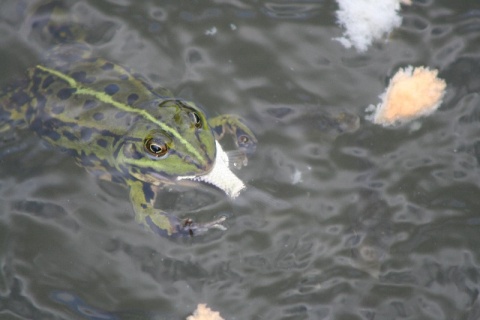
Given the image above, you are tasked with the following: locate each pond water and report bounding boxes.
[1,0,480,319]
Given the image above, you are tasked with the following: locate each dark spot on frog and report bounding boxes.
[42,75,55,89]
[11,91,31,106]
[38,118,75,142]
[36,95,47,111]
[31,75,42,92]
[127,93,139,105]
[62,130,77,141]
[142,183,155,203]
[46,130,61,141]
[83,99,97,110]
[80,127,93,141]
[93,112,104,121]
[120,74,129,81]
[97,138,108,148]
[29,118,42,133]
[26,95,44,123]
[57,88,76,100]
[71,71,87,82]
[101,62,114,70]
[78,150,94,166]
[115,111,127,119]
[100,129,121,146]
[104,84,119,95]
[51,105,65,114]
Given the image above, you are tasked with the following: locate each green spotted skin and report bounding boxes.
[0,41,257,237]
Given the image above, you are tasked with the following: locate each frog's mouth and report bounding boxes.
[177,141,245,199]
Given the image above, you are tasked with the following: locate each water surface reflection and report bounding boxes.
[1,0,480,319]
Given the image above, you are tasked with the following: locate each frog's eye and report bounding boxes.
[239,135,250,144]
[144,137,169,158]
[236,130,256,154]
[189,111,203,129]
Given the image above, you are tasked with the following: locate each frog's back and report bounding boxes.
[1,0,173,136]
[0,41,185,190]
[32,43,168,132]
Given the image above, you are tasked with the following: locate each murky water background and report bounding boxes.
[1,0,480,319]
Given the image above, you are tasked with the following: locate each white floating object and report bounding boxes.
[205,26,217,36]
[334,0,411,52]
[187,303,224,320]
[366,66,447,127]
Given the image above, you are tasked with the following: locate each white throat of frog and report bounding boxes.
[177,141,245,198]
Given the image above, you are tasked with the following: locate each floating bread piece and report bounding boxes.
[178,141,245,199]
[186,304,224,320]
[367,66,447,126]
[334,0,411,52]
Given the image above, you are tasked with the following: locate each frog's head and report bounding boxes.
[115,99,217,185]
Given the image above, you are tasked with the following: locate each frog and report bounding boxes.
[0,0,257,237]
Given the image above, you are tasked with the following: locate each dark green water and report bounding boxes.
[1,0,480,319]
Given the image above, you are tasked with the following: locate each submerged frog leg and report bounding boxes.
[28,0,86,45]
[129,181,226,237]
[0,81,34,132]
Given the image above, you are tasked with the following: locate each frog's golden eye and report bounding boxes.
[189,111,202,129]
[144,137,168,158]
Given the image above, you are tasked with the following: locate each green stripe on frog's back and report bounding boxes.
[34,63,205,163]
